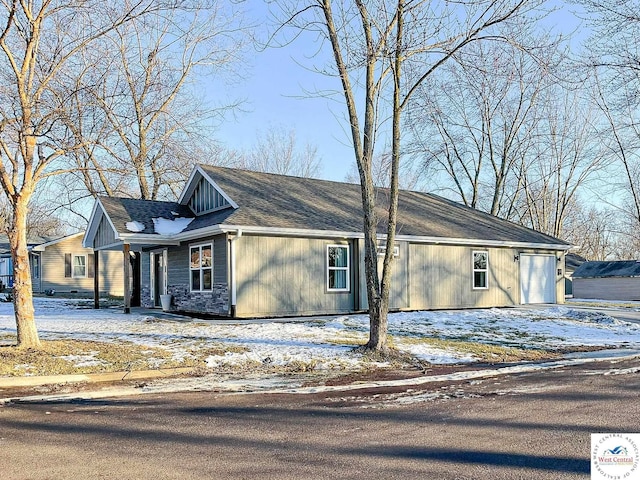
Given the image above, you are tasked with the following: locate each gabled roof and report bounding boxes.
[0,234,61,255]
[565,253,587,272]
[32,232,84,251]
[88,165,571,249]
[573,260,640,279]
[98,197,193,236]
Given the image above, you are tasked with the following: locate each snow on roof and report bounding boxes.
[152,217,194,235]
[125,221,145,233]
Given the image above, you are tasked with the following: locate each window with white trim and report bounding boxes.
[65,253,94,279]
[73,254,87,278]
[327,245,350,291]
[31,254,40,279]
[472,251,488,289]
[190,243,213,291]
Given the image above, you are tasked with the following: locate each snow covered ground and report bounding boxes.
[1,297,640,371]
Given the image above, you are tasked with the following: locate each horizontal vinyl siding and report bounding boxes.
[409,244,519,309]
[167,235,227,287]
[573,277,640,301]
[39,237,124,296]
[235,235,354,317]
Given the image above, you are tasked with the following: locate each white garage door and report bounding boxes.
[520,254,556,304]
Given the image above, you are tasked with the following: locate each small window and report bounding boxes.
[327,245,350,291]
[190,243,213,292]
[473,251,488,289]
[73,254,87,278]
[32,255,40,279]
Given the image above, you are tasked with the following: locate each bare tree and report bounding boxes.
[0,1,177,348]
[514,87,607,238]
[561,204,618,260]
[579,0,640,257]
[273,0,542,352]
[408,38,550,217]
[65,1,247,202]
[0,197,65,238]
[229,126,322,178]
[344,151,422,190]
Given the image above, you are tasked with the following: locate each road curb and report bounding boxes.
[0,367,196,388]
[1,350,639,405]
[253,351,640,396]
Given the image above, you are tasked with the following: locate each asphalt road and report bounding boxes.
[1,355,639,480]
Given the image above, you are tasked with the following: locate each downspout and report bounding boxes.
[229,229,242,317]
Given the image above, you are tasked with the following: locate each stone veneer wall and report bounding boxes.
[167,283,229,315]
[140,284,229,314]
[141,285,153,308]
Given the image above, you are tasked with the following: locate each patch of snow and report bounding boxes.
[58,354,106,368]
[2,299,640,378]
[125,221,145,233]
[152,217,193,235]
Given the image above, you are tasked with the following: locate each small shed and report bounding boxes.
[572,260,640,301]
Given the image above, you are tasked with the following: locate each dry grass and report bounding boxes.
[397,337,558,363]
[0,339,248,377]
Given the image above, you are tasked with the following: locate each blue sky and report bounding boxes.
[212,1,585,183]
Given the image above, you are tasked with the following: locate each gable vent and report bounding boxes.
[188,176,229,215]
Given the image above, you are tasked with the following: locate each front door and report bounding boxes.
[151,250,167,307]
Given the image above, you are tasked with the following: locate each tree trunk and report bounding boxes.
[366,0,405,352]
[10,199,39,348]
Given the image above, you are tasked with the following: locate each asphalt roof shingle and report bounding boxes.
[572,260,640,278]
[99,165,569,246]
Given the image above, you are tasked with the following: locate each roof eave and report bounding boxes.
[394,234,572,251]
[182,224,572,249]
[93,222,573,251]
[118,233,181,245]
[33,232,85,251]
[83,199,109,248]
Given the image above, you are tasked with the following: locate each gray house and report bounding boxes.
[83,165,571,316]
[572,261,640,301]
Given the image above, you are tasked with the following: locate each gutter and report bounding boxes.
[228,229,243,317]
[102,224,572,252]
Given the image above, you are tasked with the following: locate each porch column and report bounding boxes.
[123,243,131,314]
[93,251,100,309]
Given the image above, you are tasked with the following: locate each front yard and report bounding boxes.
[1,298,640,377]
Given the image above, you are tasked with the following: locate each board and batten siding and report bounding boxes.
[358,239,409,311]
[234,235,355,317]
[93,214,117,249]
[573,277,640,301]
[408,244,519,309]
[38,236,124,296]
